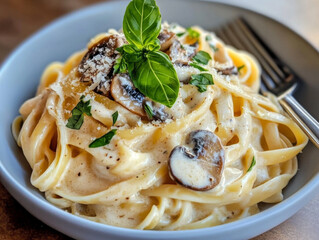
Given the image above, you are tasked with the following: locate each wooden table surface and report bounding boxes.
[0,0,318,239]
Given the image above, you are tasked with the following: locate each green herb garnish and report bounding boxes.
[187,28,200,39]
[123,0,161,49]
[144,103,154,119]
[89,129,117,148]
[190,73,214,93]
[209,44,219,52]
[189,62,208,71]
[112,111,118,125]
[192,50,212,65]
[237,64,245,73]
[119,0,179,108]
[66,95,92,130]
[205,35,212,41]
[176,32,186,37]
[247,156,256,172]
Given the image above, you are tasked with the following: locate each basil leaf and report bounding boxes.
[113,57,127,74]
[237,64,245,73]
[187,28,200,39]
[89,129,117,148]
[123,0,161,49]
[132,51,179,108]
[192,51,212,65]
[247,156,256,172]
[146,39,161,51]
[144,103,154,119]
[66,96,92,130]
[190,62,208,71]
[190,73,214,92]
[112,111,119,125]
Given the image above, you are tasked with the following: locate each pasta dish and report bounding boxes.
[12,0,308,230]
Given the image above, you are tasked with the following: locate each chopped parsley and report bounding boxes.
[190,73,214,93]
[66,95,92,130]
[247,156,256,172]
[192,50,212,65]
[209,44,219,52]
[144,103,154,120]
[89,129,117,148]
[112,111,119,125]
[237,64,245,73]
[190,62,208,71]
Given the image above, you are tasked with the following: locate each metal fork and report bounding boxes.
[216,18,319,148]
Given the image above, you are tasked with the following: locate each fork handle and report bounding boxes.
[279,94,319,148]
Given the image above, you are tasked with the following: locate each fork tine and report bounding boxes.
[236,18,286,80]
[227,21,283,86]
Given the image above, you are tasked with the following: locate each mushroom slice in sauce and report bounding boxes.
[77,34,125,94]
[143,100,171,121]
[110,73,146,116]
[110,74,171,121]
[158,29,176,51]
[216,66,238,76]
[169,40,199,66]
[168,130,225,191]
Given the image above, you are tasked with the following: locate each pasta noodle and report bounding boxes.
[13,23,308,230]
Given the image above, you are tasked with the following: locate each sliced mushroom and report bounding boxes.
[216,66,238,76]
[168,130,224,191]
[158,29,176,51]
[77,34,125,95]
[169,40,199,66]
[143,100,171,121]
[110,74,171,121]
[110,73,146,116]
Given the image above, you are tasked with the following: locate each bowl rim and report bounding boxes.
[0,0,319,238]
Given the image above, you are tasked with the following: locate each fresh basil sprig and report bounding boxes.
[132,51,179,108]
[190,73,214,93]
[89,129,117,148]
[118,0,179,108]
[66,95,92,130]
[123,0,162,49]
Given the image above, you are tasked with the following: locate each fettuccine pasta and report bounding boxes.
[13,22,307,230]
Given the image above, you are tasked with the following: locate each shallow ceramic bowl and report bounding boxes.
[0,0,319,239]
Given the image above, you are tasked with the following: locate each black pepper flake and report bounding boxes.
[119,215,124,218]
[126,197,129,200]
[163,150,167,154]
[77,172,81,176]
[117,158,120,161]
[110,156,113,158]
[158,161,161,164]
[115,199,118,201]
[106,166,110,170]
[136,176,139,178]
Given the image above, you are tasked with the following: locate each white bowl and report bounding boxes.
[1,1,319,239]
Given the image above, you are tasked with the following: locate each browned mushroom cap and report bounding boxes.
[158,30,176,51]
[143,100,171,121]
[168,130,224,191]
[168,40,199,66]
[77,34,126,95]
[110,73,146,116]
[216,66,238,76]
